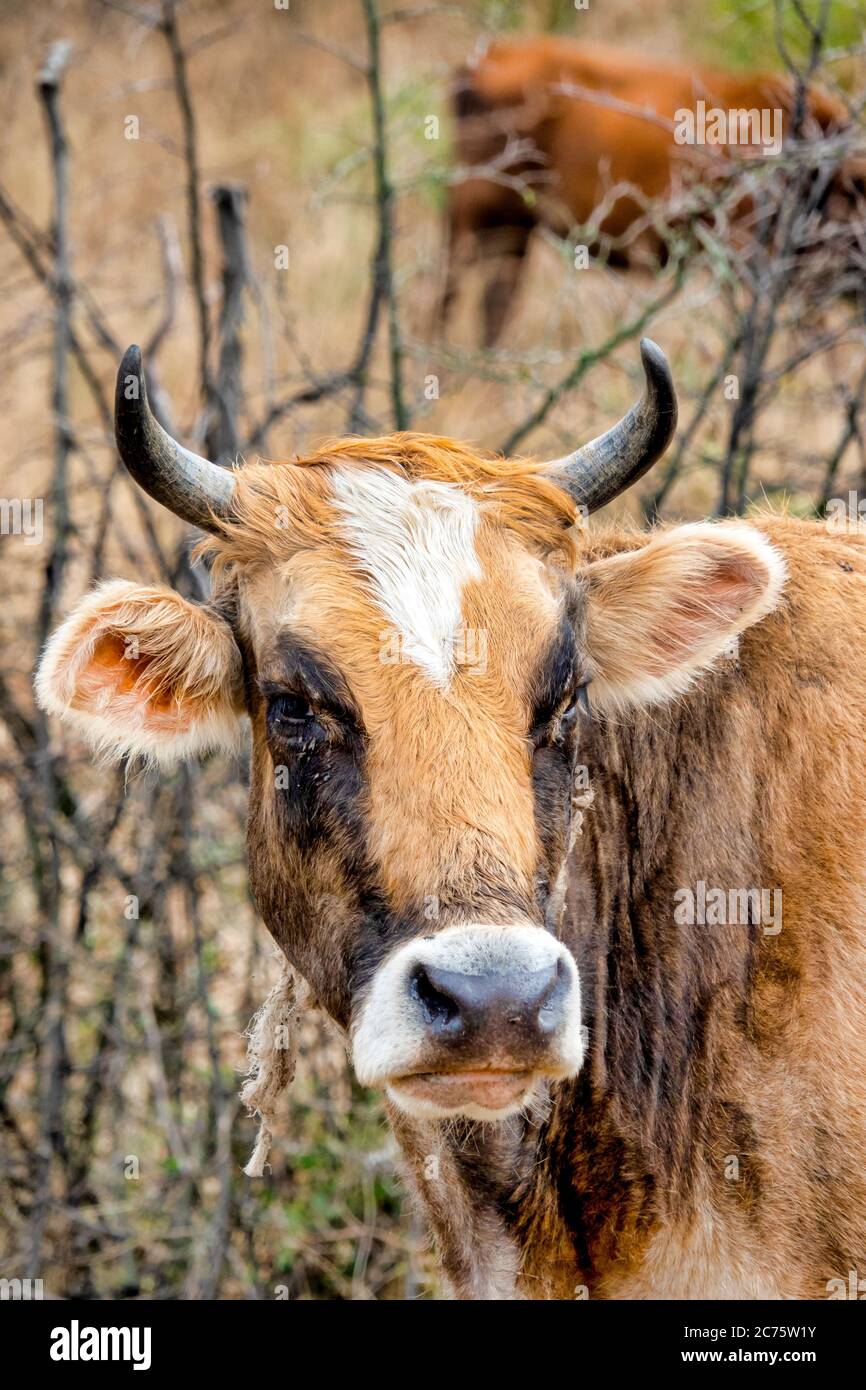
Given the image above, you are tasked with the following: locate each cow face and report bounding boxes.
[229,450,587,1121]
[36,457,785,1122]
[35,344,785,1122]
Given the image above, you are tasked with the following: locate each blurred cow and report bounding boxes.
[440,36,862,344]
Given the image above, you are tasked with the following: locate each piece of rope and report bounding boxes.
[241,956,303,1177]
[570,782,595,845]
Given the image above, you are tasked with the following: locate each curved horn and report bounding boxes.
[115,344,235,533]
[543,338,677,513]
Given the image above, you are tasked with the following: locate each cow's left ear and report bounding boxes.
[35,579,244,765]
[583,523,786,710]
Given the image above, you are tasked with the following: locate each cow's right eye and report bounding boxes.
[268,694,316,728]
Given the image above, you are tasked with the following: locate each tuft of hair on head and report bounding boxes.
[197,432,581,573]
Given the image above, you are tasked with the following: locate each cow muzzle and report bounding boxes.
[351,924,584,1120]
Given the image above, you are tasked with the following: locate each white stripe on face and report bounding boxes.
[330,466,481,687]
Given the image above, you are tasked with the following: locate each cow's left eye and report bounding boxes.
[561,683,591,723]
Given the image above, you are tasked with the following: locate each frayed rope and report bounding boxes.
[241,956,304,1177]
[570,782,595,844]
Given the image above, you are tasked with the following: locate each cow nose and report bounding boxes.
[410,959,566,1045]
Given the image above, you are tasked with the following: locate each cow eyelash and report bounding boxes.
[263,687,359,745]
[268,693,316,726]
[530,681,590,745]
[549,681,591,724]
[550,682,592,732]
[565,683,592,720]
[264,693,324,748]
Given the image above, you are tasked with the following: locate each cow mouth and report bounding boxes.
[389,1068,534,1114]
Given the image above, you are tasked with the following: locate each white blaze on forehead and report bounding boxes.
[329,465,482,686]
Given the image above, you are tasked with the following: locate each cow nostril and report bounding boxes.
[410,956,569,1044]
[537,957,566,1032]
[411,965,460,1029]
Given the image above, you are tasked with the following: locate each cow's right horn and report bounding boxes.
[114,344,236,533]
[542,338,677,513]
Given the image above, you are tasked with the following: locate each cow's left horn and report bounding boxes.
[115,344,236,533]
[543,338,677,513]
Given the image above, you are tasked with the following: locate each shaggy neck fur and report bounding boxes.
[394,517,866,1298]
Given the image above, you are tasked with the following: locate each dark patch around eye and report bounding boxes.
[262,633,362,735]
[529,616,581,737]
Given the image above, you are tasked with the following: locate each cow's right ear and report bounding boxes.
[35,579,244,766]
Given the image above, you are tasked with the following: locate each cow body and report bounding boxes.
[390,516,866,1298]
[35,343,866,1299]
[441,36,854,343]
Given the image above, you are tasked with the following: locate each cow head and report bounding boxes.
[35,341,785,1122]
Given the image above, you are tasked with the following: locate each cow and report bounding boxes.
[440,36,863,345]
[36,338,866,1299]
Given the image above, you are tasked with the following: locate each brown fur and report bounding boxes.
[396,515,866,1298]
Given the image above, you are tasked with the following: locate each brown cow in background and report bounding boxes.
[440,36,861,345]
